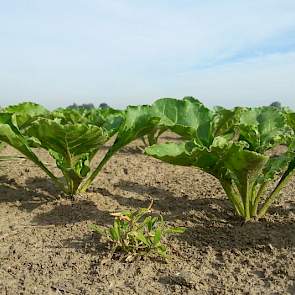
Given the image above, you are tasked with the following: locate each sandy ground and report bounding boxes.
[0,135,295,295]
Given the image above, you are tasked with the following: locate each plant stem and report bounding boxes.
[141,136,148,147]
[24,150,65,192]
[147,133,157,146]
[251,182,268,217]
[257,169,295,218]
[244,182,251,221]
[78,148,115,193]
[221,181,245,216]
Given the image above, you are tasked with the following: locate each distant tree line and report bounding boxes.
[270,101,282,108]
[67,102,110,109]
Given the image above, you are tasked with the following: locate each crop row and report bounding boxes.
[0,97,295,221]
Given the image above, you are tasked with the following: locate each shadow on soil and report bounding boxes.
[118,146,144,155]
[158,275,193,289]
[2,173,294,252]
[61,233,110,256]
[106,180,295,251]
[111,180,232,220]
[31,197,113,255]
[0,175,60,211]
[27,192,115,255]
[25,176,60,195]
[32,199,113,226]
[181,219,295,251]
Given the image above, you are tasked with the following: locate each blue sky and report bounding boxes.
[0,0,295,109]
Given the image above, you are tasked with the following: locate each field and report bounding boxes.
[1,134,295,295]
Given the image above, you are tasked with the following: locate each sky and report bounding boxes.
[0,0,295,109]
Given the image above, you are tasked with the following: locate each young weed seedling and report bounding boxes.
[90,200,185,261]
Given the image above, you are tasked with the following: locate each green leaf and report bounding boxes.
[153,229,162,245]
[145,142,194,166]
[51,107,124,137]
[239,107,293,153]
[225,146,269,192]
[146,136,233,179]
[0,113,60,186]
[287,112,295,131]
[87,107,123,127]
[156,244,167,257]
[111,105,160,152]
[110,220,121,241]
[0,113,43,162]
[26,119,108,158]
[25,118,109,194]
[4,102,49,129]
[167,227,186,234]
[51,108,88,125]
[89,224,104,234]
[212,106,243,138]
[135,231,150,246]
[102,113,124,137]
[152,97,213,145]
[257,153,293,184]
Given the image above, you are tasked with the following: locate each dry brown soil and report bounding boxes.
[0,135,295,295]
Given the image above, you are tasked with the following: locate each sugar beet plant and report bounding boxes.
[1,98,295,220]
[146,98,295,221]
[0,102,160,195]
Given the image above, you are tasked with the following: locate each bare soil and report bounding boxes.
[0,135,295,295]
